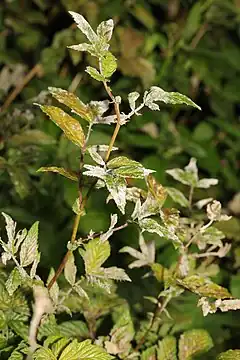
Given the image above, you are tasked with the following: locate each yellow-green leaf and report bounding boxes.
[38,105,85,148]
[157,336,177,360]
[178,329,213,360]
[101,51,117,78]
[48,87,93,123]
[218,350,240,360]
[37,167,78,182]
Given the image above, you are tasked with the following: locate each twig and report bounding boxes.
[1,64,43,112]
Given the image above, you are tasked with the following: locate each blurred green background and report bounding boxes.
[0,0,240,356]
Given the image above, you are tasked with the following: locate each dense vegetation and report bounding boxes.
[0,1,240,359]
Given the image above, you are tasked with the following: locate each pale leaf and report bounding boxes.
[64,252,77,286]
[20,221,39,267]
[69,12,98,43]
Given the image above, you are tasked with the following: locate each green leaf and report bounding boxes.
[58,321,89,339]
[86,66,105,82]
[104,174,127,214]
[37,105,85,148]
[178,329,213,360]
[97,267,131,282]
[83,238,110,274]
[47,269,59,304]
[139,218,180,247]
[8,341,29,360]
[87,146,105,166]
[37,167,78,181]
[178,275,232,299]
[20,221,39,267]
[101,52,117,78]
[141,346,156,360]
[97,19,114,42]
[108,156,142,169]
[217,350,240,360]
[69,12,98,44]
[1,212,16,249]
[113,166,153,179]
[64,252,77,286]
[157,336,177,360]
[33,347,56,360]
[166,187,189,207]
[5,268,22,296]
[48,87,93,122]
[166,158,199,187]
[59,339,113,360]
[145,86,201,111]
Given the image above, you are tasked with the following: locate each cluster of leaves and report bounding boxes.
[0,2,240,359]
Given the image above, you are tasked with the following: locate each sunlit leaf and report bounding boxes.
[217,349,240,360]
[83,238,110,274]
[101,52,117,78]
[20,221,39,267]
[97,19,114,42]
[178,329,213,360]
[69,12,98,44]
[86,66,105,82]
[37,105,85,148]
[157,336,177,360]
[48,87,93,122]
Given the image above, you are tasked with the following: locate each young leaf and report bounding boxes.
[86,66,105,82]
[141,346,156,360]
[178,329,213,360]
[104,174,127,214]
[197,178,218,188]
[87,146,105,166]
[217,350,240,360]
[83,238,110,274]
[144,86,201,111]
[60,338,113,360]
[2,212,16,249]
[101,52,117,78]
[5,268,22,296]
[166,187,189,207]
[83,165,106,179]
[139,218,180,247]
[98,267,131,282]
[37,167,78,181]
[33,347,56,360]
[166,158,199,187]
[100,214,118,242]
[128,92,140,111]
[48,87,93,122]
[97,19,114,42]
[20,221,39,267]
[58,320,89,339]
[64,252,77,286]
[157,336,177,360]
[107,156,142,169]
[47,269,59,304]
[37,105,85,148]
[69,12,98,44]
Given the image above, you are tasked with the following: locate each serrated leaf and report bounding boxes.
[20,221,39,267]
[114,165,154,179]
[128,92,140,111]
[30,252,41,278]
[64,252,77,286]
[104,174,127,214]
[145,86,201,111]
[139,218,180,246]
[98,267,131,282]
[101,52,117,78]
[178,275,232,299]
[73,283,89,299]
[166,158,199,187]
[68,43,93,52]
[178,329,213,360]
[59,338,113,360]
[166,187,189,207]
[8,341,29,360]
[48,87,93,122]
[83,165,106,179]
[83,238,110,274]
[86,66,105,82]
[157,336,177,360]
[33,347,56,360]
[2,212,16,249]
[217,350,240,360]
[108,156,142,169]
[5,268,22,296]
[69,12,98,44]
[37,105,85,148]
[59,320,89,339]
[37,167,78,181]
[97,19,114,42]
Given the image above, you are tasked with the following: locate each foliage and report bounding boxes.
[0,1,240,359]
